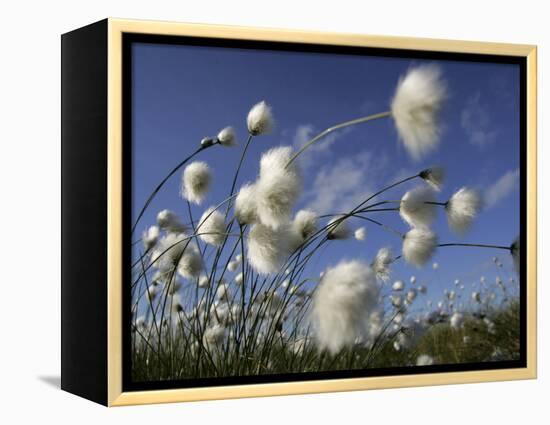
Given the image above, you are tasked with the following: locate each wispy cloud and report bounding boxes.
[292,124,352,169]
[303,150,380,215]
[461,93,498,148]
[484,168,519,209]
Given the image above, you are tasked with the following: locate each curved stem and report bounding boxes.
[438,243,511,250]
[285,111,391,168]
[132,145,209,235]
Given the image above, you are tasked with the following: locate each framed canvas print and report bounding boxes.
[61,18,537,406]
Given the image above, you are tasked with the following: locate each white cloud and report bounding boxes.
[303,150,377,215]
[484,168,519,209]
[292,124,352,169]
[461,93,498,147]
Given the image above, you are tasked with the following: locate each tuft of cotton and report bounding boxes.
[198,207,226,246]
[390,65,446,160]
[400,186,438,228]
[150,232,187,271]
[418,285,427,294]
[234,272,244,286]
[156,209,187,233]
[416,354,434,366]
[510,236,520,275]
[247,101,274,136]
[419,167,445,191]
[392,280,404,291]
[471,291,481,303]
[402,228,438,267]
[247,223,290,274]
[327,216,351,240]
[410,275,417,284]
[177,244,203,279]
[181,161,211,205]
[354,226,367,241]
[446,187,482,235]
[371,247,393,282]
[227,261,239,272]
[216,282,231,301]
[255,146,302,229]
[289,209,318,250]
[142,225,160,250]
[406,288,417,303]
[198,274,210,288]
[450,312,464,329]
[216,126,237,147]
[311,260,381,355]
[203,324,226,351]
[234,183,258,225]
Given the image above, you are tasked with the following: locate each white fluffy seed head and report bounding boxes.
[217,126,237,147]
[402,228,438,267]
[327,216,351,240]
[446,187,482,235]
[234,183,258,225]
[354,227,367,241]
[391,65,446,160]
[235,272,244,286]
[311,260,381,355]
[419,167,445,191]
[406,288,417,303]
[227,261,239,272]
[392,280,404,291]
[247,101,274,136]
[256,146,301,229]
[203,324,225,351]
[450,312,464,329]
[247,223,290,274]
[198,207,226,246]
[181,161,212,205]
[142,225,160,250]
[372,247,393,282]
[198,274,210,288]
[150,232,187,271]
[416,354,434,366]
[177,244,203,279]
[156,209,187,233]
[289,209,318,250]
[400,185,438,228]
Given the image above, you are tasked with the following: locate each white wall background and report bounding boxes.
[0,0,546,423]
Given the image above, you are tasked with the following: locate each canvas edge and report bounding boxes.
[105,17,537,407]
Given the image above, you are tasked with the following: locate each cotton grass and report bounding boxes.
[391,65,446,160]
[311,260,381,355]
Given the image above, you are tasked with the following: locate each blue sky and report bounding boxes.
[131,41,520,310]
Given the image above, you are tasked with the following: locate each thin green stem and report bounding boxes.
[285,111,391,168]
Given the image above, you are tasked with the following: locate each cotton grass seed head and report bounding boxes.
[247,101,274,136]
[150,232,187,271]
[402,227,438,267]
[354,226,367,241]
[311,260,381,355]
[416,354,434,366]
[400,185,437,228]
[156,209,187,233]
[177,244,203,279]
[256,146,302,229]
[390,64,446,160]
[419,167,445,191]
[198,207,226,246]
[142,225,160,250]
[392,280,404,291]
[450,312,464,329]
[247,223,290,274]
[234,183,258,225]
[181,161,211,205]
[372,247,393,282]
[289,209,318,250]
[446,187,482,235]
[216,126,237,147]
